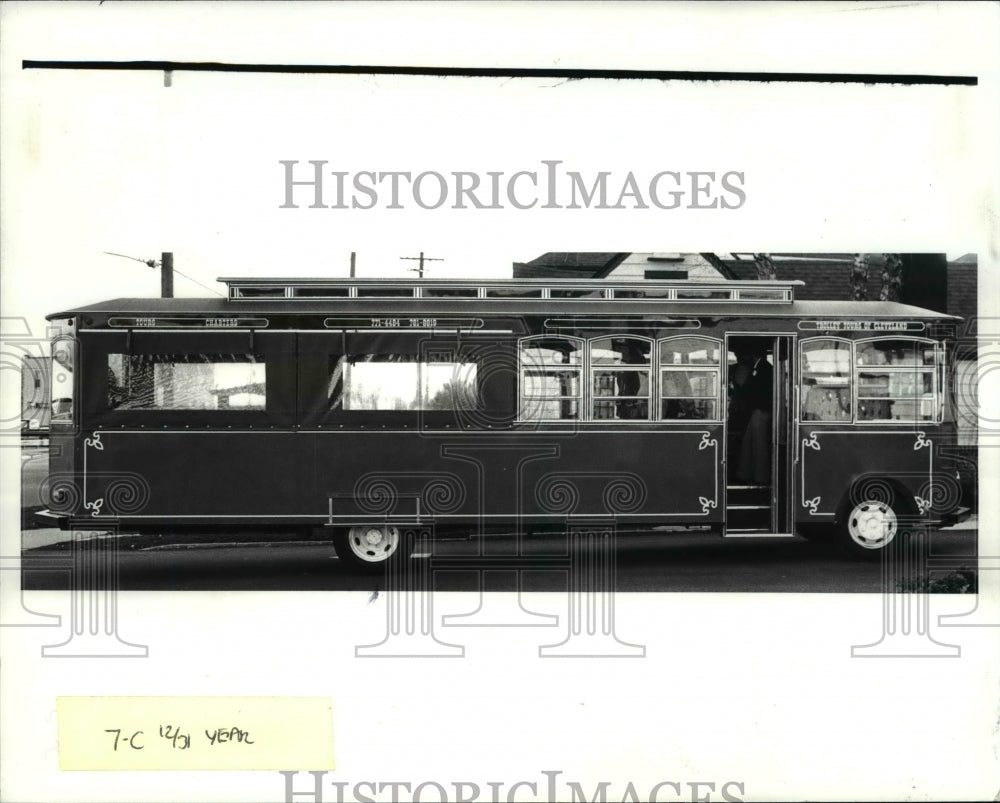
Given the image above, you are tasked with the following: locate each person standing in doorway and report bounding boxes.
[738,343,773,485]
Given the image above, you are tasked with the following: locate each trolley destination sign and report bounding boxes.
[798,320,925,332]
[108,317,270,329]
[322,316,485,330]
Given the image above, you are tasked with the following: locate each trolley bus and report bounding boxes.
[40,276,968,567]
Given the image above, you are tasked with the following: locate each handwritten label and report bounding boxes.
[57,696,334,770]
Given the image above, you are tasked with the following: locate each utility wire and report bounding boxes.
[173,267,224,296]
[103,250,158,267]
[103,250,224,296]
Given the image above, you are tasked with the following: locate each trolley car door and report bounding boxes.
[724,334,794,535]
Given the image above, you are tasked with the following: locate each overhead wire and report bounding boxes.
[103,251,224,296]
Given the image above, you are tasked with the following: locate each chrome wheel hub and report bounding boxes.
[347,525,400,563]
[847,501,898,549]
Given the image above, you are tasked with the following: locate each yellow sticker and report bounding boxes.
[57,697,334,771]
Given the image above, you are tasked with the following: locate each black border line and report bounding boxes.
[22,60,977,85]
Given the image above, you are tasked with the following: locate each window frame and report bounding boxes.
[50,334,77,427]
[83,330,297,428]
[106,352,268,412]
[588,335,655,422]
[853,336,940,424]
[658,335,724,423]
[516,333,728,424]
[517,334,585,422]
[298,331,510,428]
[798,336,854,423]
[798,335,943,425]
[336,352,481,413]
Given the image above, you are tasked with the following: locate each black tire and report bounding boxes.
[332,525,413,572]
[834,481,916,560]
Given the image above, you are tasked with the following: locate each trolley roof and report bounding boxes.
[47,276,960,320]
[48,297,960,321]
[214,276,804,303]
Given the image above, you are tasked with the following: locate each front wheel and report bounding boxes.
[837,489,914,559]
[332,525,412,571]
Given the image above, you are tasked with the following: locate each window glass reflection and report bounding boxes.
[108,354,265,410]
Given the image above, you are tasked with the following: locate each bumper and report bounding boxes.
[33,509,70,529]
[935,505,973,529]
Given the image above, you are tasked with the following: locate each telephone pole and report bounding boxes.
[161,252,174,298]
[400,251,443,278]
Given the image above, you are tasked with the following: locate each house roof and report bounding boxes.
[512,252,629,278]
[509,252,976,323]
[722,258,883,300]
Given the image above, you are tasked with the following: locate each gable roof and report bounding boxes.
[512,252,630,279]
[511,252,974,321]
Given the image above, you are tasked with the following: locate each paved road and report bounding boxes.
[21,527,977,592]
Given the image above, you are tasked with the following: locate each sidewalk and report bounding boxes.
[941,515,978,531]
[21,528,118,550]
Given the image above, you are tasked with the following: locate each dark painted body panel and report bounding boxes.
[797,426,939,521]
[77,427,724,527]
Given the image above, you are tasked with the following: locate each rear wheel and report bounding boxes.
[836,484,915,559]
[845,500,899,550]
[333,525,412,571]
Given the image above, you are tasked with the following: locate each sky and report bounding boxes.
[3,11,992,341]
[4,68,533,334]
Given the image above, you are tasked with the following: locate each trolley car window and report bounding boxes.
[107,353,266,410]
[675,289,733,300]
[856,338,937,422]
[330,354,479,411]
[51,336,75,423]
[519,336,582,420]
[612,287,673,299]
[355,286,416,298]
[233,286,284,298]
[420,288,479,298]
[485,288,543,298]
[293,286,351,298]
[590,336,652,421]
[658,337,721,421]
[738,289,786,301]
[550,288,607,299]
[800,339,852,421]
